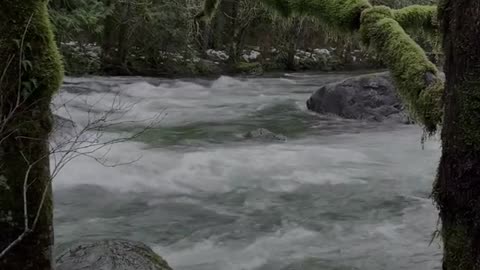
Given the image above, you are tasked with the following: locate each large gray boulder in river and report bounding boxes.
[56,239,173,270]
[306,72,411,123]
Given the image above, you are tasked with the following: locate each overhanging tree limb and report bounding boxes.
[393,5,438,31]
[199,0,444,133]
[360,6,442,133]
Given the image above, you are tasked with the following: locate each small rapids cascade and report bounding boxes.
[53,73,442,270]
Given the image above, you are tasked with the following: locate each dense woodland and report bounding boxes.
[48,0,435,76]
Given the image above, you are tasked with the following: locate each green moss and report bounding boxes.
[234,62,264,75]
[0,1,64,101]
[457,82,480,148]
[262,0,372,31]
[0,1,62,268]
[393,5,437,32]
[360,6,443,133]
[442,224,474,270]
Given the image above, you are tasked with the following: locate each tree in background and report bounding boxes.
[0,0,63,269]
[48,0,437,75]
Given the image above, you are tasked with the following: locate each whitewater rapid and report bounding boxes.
[52,73,442,270]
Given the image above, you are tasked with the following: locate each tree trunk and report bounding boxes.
[222,0,240,64]
[285,19,302,71]
[101,0,117,71]
[434,1,480,269]
[117,1,131,73]
[0,1,62,270]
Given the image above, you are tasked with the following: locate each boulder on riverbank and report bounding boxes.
[56,239,173,270]
[306,72,411,124]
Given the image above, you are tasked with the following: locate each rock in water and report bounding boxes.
[306,72,411,123]
[56,239,173,270]
[244,128,287,142]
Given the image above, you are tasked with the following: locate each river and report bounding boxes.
[52,72,442,270]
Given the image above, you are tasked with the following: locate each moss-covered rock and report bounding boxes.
[56,239,173,270]
[233,62,264,75]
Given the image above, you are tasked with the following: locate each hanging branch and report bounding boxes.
[198,0,444,133]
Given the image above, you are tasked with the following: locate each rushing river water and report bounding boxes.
[52,72,442,270]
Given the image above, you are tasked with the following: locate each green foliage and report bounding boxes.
[51,0,442,78]
[49,0,108,43]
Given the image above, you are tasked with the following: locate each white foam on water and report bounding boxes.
[54,75,443,270]
[55,75,293,128]
[154,227,318,270]
[53,138,370,194]
[211,76,252,90]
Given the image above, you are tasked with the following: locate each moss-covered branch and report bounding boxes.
[261,1,443,131]
[265,1,443,132]
[261,0,372,31]
[393,5,438,32]
[360,6,442,132]
[198,0,444,131]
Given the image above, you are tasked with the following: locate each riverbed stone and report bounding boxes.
[244,128,287,142]
[306,72,411,123]
[56,239,173,270]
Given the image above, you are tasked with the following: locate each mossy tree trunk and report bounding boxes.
[0,1,63,270]
[434,1,480,269]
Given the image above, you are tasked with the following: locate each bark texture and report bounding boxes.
[433,1,480,269]
[0,1,63,270]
